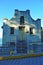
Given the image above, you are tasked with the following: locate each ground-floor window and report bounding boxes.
[10,42,15,47]
[16,41,27,53]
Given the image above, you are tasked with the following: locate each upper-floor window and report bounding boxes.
[10,27,14,34]
[30,28,33,34]
[20,16,24,25]
[19,26,25,31]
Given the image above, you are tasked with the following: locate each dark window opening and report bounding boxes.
[10,27,14,34]
[17,48,27,53]
[19,26,25,30]
[19,26,22,30]
[41,27,42,30]
[30,28,33,34]
[10,42,15,46]
[16,41,27,53]
[20,16,24,25]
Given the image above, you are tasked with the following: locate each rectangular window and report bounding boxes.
[10,42,15,46]
[16,41,27,53]
[10,27,14,34]
[20,16,24,25]
[19,26,25,31]
[19,26,22,30]
[30,28,33,34]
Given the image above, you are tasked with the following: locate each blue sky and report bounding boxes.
[0,0,43,39]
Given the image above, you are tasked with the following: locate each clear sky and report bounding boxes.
[0,0,43,39]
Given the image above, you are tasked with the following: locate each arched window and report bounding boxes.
[20,16,24,25]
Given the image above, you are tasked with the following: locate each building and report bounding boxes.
[2,9,41,54]
[41,28,43,42]
[0,9,43,65]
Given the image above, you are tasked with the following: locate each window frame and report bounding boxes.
[10,27,14,34]
[20,16,24,25]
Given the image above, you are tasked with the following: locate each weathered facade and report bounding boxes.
[2,9,41,54]
[41,29,43,42]
[1,9,43,65]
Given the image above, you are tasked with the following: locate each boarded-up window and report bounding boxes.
[10,27,14,34]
